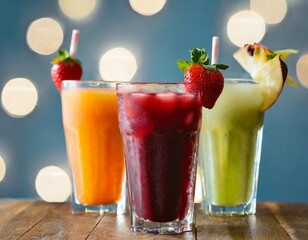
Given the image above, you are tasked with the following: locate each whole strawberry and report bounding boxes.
[51,50,82,92]
[177,48,228,109]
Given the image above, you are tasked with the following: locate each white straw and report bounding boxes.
[69,29,80,58]
[211,36,219,65]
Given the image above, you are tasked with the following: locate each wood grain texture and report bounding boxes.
[0,199,33,225]
[195,204,291,240]
[0,201,54,239]
[88,214,155,240]
[0,200,307,239]
[266,202,308,240]
[19,202,102,240]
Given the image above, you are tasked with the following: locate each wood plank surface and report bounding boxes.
[0,200,54,239]
[0,200,308,239]
[19,203,102,240]
[88,214,155,240]
[196,204,291,240]
[266,202,308,240]
[0,200,33,225]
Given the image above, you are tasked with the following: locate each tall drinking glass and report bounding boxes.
[117,83,202,234]
[198,79,264,215]
[61,80,126,214]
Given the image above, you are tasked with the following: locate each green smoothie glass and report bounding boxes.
[198,78,264,215]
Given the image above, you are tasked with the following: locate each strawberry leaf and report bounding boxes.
[59,50,70,58]
[190,48,210,65]
[204,64,229,71]
[203,65,217,71]
[51,49,81,65]
[214,64,229,70]
[177,47,228,73]
[177,60,193,73]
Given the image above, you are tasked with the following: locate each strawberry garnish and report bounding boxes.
[177,48,228,109]
[51,50,82,92]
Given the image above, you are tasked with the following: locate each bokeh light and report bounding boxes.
[250,0,288,24]
[26,18,63,55]
[0,156,5,182]
[58,0,97,20]
[35,166,71,202]
[1,78,38,118]
[227,10,266,47]
[296,54,308,88]
[99,47,137,82]
[129,0,166,16]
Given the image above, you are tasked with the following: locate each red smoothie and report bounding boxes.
[117,84,202,223]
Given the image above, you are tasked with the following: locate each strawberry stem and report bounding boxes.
[178,48,228,73]
[51,50,81,65]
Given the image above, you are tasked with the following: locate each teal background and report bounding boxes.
[0,0,307,202]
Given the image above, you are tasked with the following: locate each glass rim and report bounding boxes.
[116,82,202,95]
[116,80,258,86]
[62,80,121,84]
[116,81,187,86]
[61,80,120,89]
[62,79,260,89]
[224,78,258,84]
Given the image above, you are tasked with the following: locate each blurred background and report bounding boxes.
[0,0,307,203]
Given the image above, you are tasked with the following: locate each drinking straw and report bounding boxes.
[211,36,219,65]
[69,29,79,58]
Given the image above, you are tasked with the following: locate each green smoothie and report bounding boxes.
[199,80,264,209]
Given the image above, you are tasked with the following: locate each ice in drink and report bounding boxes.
[117,83,202,233]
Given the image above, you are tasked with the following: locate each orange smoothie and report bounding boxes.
[62,87,125,206]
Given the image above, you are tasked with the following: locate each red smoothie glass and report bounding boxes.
[116,82,202,234]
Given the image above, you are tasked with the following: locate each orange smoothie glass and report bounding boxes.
[61,80,126,214]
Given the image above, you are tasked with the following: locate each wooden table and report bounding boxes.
[0,200,307,239]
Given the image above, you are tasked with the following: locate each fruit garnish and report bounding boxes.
[51,50,82,92]
[177,48,228,109]
[233,43,298,111]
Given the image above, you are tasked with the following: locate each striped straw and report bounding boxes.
[69,29,79,58]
